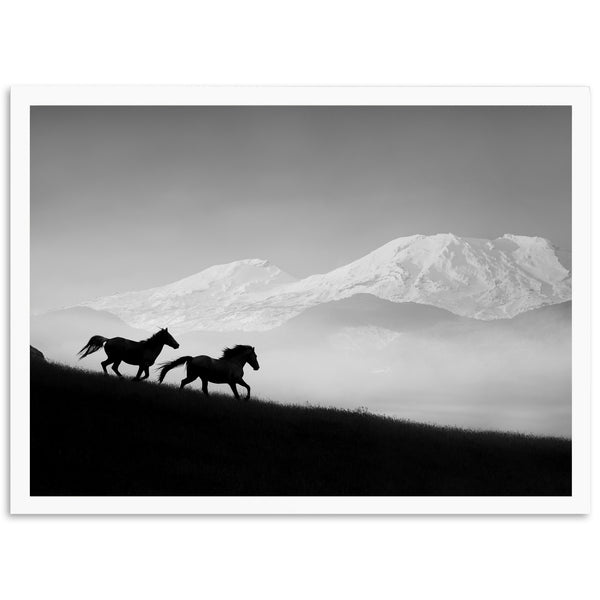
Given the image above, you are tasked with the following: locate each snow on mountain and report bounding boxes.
[80,234,571,332]
[281,233,571,320]
[84,258,297,332]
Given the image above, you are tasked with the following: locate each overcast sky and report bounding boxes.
[31,105,571,312]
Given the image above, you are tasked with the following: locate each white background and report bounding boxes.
[1,1,597,598]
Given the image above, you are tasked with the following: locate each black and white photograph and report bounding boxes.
[11,87,589,512]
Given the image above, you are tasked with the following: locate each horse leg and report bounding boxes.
[229,382,241,400]
[101,358,112,375]
[134,365,144,381]
[237,378,251,401]
[201,379,209,396]
[180,374,197,390]
[141,366,150,380]
[112,360,124,378]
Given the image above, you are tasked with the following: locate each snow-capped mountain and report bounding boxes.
[81,233,571,332]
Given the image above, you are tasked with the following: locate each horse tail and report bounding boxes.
[157,356,192,383]
[77,335,109,359]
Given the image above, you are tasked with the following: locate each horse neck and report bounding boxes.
[144,337,164,353]
[227,354,248,368]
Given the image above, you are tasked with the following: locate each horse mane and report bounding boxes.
[143,330,166,344]
[220,345,253,360]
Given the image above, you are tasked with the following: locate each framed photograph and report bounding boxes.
[10,86,590,514]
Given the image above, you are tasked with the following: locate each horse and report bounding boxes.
[77,328,180,380]
[157,345,260,400]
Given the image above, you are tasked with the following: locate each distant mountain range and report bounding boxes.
[79,233,571,333]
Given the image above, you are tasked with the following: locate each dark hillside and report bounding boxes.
[30,360,571,496]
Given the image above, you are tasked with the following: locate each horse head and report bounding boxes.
[247,346,260,371]
[159,327,180,349]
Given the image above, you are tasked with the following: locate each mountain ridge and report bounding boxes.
[80,233,571,333]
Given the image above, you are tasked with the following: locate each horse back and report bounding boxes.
[105,337,140,351]
[191,355,213,369]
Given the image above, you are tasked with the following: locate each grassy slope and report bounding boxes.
[30,360,571,496]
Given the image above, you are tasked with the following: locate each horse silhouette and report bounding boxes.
[78,328,179,380]
[157,345,259,400]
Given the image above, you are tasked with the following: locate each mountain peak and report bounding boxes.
[158,258,296,295]
[230,258,271,268]
[500,233,554,247]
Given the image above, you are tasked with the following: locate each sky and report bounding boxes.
[31,105,571,312]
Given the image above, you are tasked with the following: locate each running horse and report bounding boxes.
[157,345,260,400]
[78,328,180,380]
